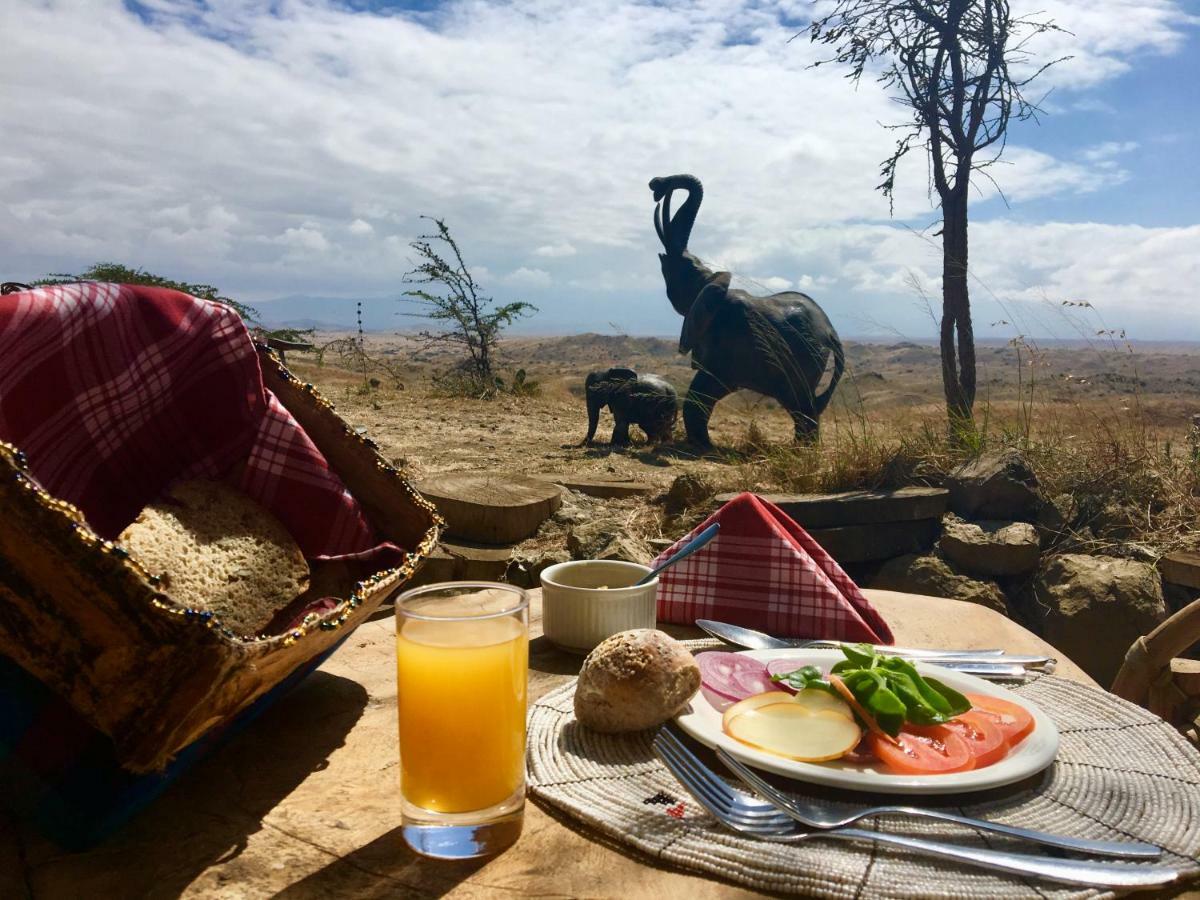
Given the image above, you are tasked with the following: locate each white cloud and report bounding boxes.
[501,266,552,288]
[1015,0,1199,91]
[533,242,577,258]
[0,0,1194,338]
[1081,141,1139,161]
[277,224,330,254]
[735,274,792,293]
[782,220,1200,337]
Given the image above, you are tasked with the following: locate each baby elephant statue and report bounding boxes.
[582,368,678,447]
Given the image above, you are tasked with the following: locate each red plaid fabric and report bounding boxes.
[0,283,398,564]
[651,492,893,643]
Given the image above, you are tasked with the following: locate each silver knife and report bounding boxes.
[695,619,1056,671]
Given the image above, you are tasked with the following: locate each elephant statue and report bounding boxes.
[649,173,845,446]
[582,367,678,446]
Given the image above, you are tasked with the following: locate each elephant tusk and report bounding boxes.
[654,201,666,249]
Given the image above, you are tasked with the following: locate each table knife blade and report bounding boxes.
[695,620,1055,669]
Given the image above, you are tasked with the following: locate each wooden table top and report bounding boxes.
[7,588,1191,899]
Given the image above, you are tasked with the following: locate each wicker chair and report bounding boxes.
[1112,597,1200,746]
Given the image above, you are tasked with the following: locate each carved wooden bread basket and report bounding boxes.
[0,345,442,774]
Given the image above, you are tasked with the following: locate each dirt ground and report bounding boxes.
[288,332,1200,497]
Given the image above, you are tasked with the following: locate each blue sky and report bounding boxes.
[3,0,1197,341]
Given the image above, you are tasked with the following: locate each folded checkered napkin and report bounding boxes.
[0,282,401,566]
[651,492,893,643]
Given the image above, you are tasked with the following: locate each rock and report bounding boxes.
[939,515,1041,577]
[664,474,714,514]
[1108,542,1159,564]
[535,475,653,499]
[505,548,571,589]
[946,449,1040,521]
[808,520,940,564]
[1034,493,1077,548]
[870,554,1008,615]
[1093,502,1140,540]
[713,487,948,528]
[551,489,600,527]
[1021,554,1168,687]
[567,521,651,564]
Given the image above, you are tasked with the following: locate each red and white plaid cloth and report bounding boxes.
[651,492,894,643]
[0,282,403,568]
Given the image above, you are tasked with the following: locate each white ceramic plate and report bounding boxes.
[675,648,1060,795]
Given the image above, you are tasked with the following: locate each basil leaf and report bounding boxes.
[850,670,906,736]
[840,642,878,669]
[922,677,971,717]
[886,670,949,725]
[881,657,956,717]
[769,665,835,694]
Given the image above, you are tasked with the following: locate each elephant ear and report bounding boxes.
[679,272,731,353]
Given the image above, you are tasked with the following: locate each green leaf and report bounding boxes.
[846,670,906,737]
[839,642,879,669]
[922,677,971,717]
[884,670,949,725]
[769,665,835,694]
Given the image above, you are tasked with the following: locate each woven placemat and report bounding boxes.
[527,647,1200,899]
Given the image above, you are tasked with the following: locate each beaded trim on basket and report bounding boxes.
[0,347,442,647]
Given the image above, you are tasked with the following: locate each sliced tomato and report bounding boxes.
[867,725,974,775]
[965,693,1036,746]
[940,711,1010,769]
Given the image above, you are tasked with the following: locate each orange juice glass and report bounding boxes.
[395,582,528,858]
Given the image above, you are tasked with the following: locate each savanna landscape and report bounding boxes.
[293,328,1200,554]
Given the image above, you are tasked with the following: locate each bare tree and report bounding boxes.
[807,0,1066,431]
[402,217,536,397]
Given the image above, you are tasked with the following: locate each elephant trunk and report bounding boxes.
[584,389,603,445]
[812,333,846,417]
[667,175,703,255]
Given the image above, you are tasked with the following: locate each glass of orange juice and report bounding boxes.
[395,581,529,859]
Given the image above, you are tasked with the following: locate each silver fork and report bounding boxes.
[650,728,1180,889]
[714,746,1161,859]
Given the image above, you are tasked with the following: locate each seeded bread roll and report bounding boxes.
[118,480,310,636]
[574,629,701,733]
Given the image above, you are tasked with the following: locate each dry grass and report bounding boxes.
[292,331,1200,556]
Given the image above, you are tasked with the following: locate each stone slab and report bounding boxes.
[535,475,654,499]
[808,519,940,564]
[714,487,948,528]
[1162,552,1200,591]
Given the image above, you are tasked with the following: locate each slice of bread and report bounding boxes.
[118,480,310,637]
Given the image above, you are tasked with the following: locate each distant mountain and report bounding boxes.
[252,295,400,331]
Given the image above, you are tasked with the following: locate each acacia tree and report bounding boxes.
[402,217,536,398]
[808,0,1065,430]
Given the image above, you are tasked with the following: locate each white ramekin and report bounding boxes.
[539,560,658,653]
